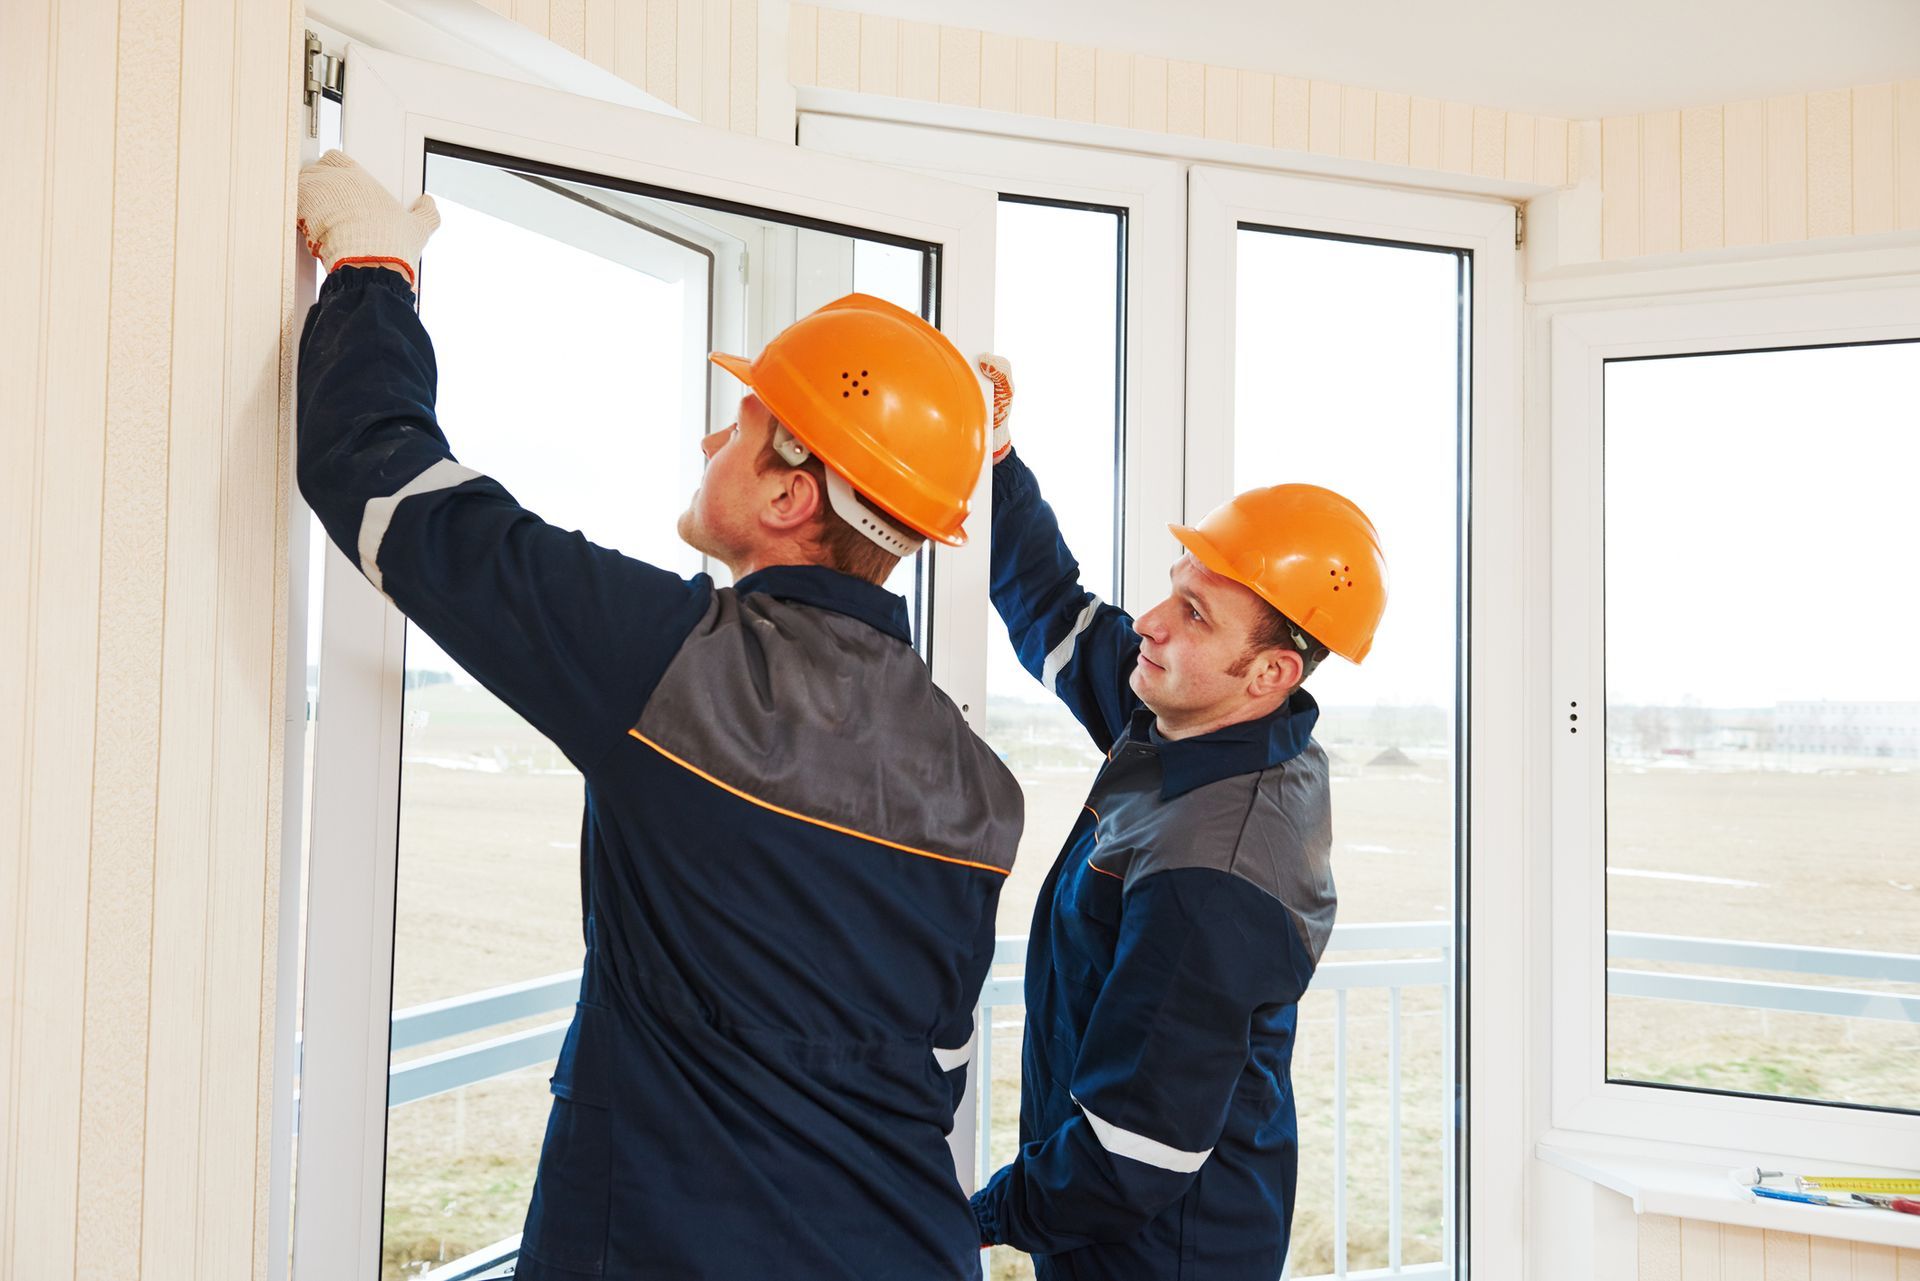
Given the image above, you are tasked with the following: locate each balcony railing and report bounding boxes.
[400,927,1919,1281]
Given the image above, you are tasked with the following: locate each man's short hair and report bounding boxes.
[754,433,903,586]
[1235,599,1329,686]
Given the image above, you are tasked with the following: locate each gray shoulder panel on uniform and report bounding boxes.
[634,588,1024,874]
[1121,742,1336,962]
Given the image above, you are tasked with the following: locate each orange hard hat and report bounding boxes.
[710,294,986,547]
[1169,484,1388,664]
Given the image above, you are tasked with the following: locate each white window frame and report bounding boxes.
[1186,166,1527,1280]
[292,42,1000,1280]
[796,112,1187,612]
[1547,280,1920,1169]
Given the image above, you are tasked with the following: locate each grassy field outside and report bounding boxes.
[370,682,1918,1279]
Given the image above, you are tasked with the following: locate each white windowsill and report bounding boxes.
[1537,1132,1920,1249]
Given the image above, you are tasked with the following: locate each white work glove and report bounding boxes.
[297,149,440,288]
[976,353,1013,464]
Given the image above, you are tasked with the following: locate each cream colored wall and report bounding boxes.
[1,0,300,1274]
[1638,1216,1920,1281]
[782,6,1920,265]
[481,0,775,134]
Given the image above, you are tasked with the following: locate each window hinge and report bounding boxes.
[304,31,345,140]
[1514,204,1526,249]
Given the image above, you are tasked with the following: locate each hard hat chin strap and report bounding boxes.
[770,421,924,559]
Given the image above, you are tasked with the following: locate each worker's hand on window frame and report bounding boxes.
[977,353,1014,464]
[297,149,440,289]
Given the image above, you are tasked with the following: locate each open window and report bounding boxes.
[291,44,996,1279]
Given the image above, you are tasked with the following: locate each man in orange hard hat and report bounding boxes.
[295,150,1021,1280]
[970,355,1386,1281]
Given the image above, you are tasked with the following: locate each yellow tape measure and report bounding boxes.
[1798,1177,1920,1194]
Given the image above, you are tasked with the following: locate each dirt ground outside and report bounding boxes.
[369,683,1919,1279]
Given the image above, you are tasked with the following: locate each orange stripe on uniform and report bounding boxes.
[627,729,1010,877]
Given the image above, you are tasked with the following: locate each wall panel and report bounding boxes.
[1,0,297,1270]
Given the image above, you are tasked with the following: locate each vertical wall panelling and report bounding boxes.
[1471,104,1504,177]
[814,5,855,92]
[1572,118,1603,185]
[855,13,895,96]
[79,0,181,1269]
[1015,36,1054,117]
[1763,1230,1812,1281]
[549,0,586,57]
[1640,109,1682,255]
[1678,1218,1721,1280]
[896,20,937,103]
[729,0,757,136]
[1765,94,1809,241]
[1855,1243,1900,1281]
[584,0,615,73]
[1805,88,1852,238]
[1602,114,1642,257]
[0,0,52,1238]
[674,0,702,117]
[1238,70,1274,148]
[11,0,119,1273]
[1504,111,1536,183]
[1056,43,1096,124]
[1408,96,1441,169]
[1166,59,1204,136]
[1850,82,1895,234]
[938,26,981,109]
[1639,1214,1681,1281]
[202,0,292,1269]
[1723,99,1767,244]
[1679,105,1724,251]
[1341,86,1376,161]
[1535,116,1569,187]
[1307,79,1340,154]
[979,32,1016,113]
[651,0,682,100]
[1375,91,1411,166]
[1204,65,1238,142]
[1130,55,1168,133]
[1273,75,1309,151]
[141,0,238,1264]
[1440,100,1473,172]
[1899,80,1920,230]
[1095,49,1130,128]
[1718,1226,1767,1277]
[702,0,731,130]
[514,0,550,42]
[1808,1237,1851,1281]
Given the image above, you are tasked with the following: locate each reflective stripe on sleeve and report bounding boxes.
[1073,1096,1212,1174]
[357,459,482,593]
[1040,597,1104,693]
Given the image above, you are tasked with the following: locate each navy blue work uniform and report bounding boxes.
[972,450,1336,1281]
[298,266,1023,1280]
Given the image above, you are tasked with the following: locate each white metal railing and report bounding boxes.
[388,927,1920,1277]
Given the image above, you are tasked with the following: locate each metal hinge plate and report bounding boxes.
[304,31,345,140]
[1514,205,1526,249]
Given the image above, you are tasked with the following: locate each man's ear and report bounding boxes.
[762,465,823,533]
[1246,646,1304,699]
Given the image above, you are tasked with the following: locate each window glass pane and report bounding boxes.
[1604,341,1920,1113]
[381,150,935,1278]
[1234,227,1465,1277]
[979,199,1122,1281]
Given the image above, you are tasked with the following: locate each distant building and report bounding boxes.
[1772,701,1920,758]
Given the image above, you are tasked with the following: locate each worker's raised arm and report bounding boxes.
[296,153,713,768]
[979,355,1144,752]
